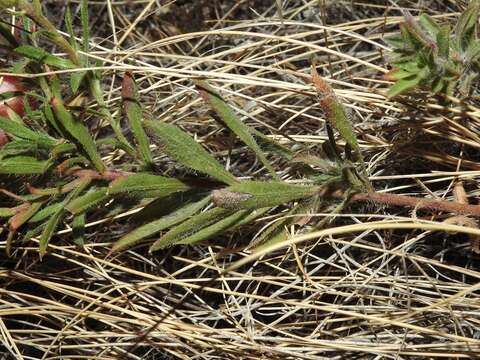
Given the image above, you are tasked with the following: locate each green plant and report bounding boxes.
[1,1,479,259]
[385,1,480,98]
[0,1,339,256]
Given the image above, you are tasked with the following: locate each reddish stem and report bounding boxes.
[333,191,480,217]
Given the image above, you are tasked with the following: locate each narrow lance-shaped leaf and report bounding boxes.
[146,120,237,185]
[15,45,75,69]
[51,97,106,173]
[178,206,270,246]
[251,128,294,160]
[6,202,43,255]
[0,208,15,217]
[195,80,279,179]
[113,195,211,252]
[252,198,320,250]
[455,0,480,51]
[386,73,424,98]
[402,11,436,50]
[0,156,51,174]
[81,0,90,53]
[418,14,441,38]
[436,25,450,59]
[108,173,190,198]
[0,140,38,158]
[177,210,249,246]
[150,207,232,251]
[0,116,56,147]
[29,202,64,223]
[39,178,90,256]
[89,76,136,156]
[122,73,154,168]
[72,214,86,246]
[66,187,109,215]
[212,181,317,210]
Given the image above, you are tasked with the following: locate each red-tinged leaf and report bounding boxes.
[122,73,153,168]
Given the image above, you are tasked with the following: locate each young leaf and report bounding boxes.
[178,206,270,246]
[146,120,237,185]
[418,14,440,38]
[0,140,39,158]
[0,116,56,147]
[436,25,450,59]
[149,207,232,251]
[89,76,136,156]
[195,80,279,179]
[251,129,294,160]
[386,73,424,98]
[39,178,90,256]
[29,202,64,223]
[0,156,51,174]
[51,97,105,173]
[38,209,64,256]
[108,173,190,198]
[72,214,85,246]
[252,199,319,250]
[122,73,154,168]
[177,210,249,245]
[66,187,109,215]
[80,0,90,53]
[70,71,87,93]
[455,0,480,51]
[113,195,211,252]
[15,45,75,69]
[212,181,317,210]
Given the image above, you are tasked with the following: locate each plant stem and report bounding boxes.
[18,0,80,66]
[332,190,480,217]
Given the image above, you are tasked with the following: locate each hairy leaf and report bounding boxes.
[51,97,105,173]
[15,45,75,69]
[150,207,231,251]
[0,156,51,174]
[113,195,211,252]
[39,178,90,256]
[418,14,440,38]
[386,73,424,97]
[108,173,190,198]
[0,116,56,147]
[455,0,480,51]
[122,73,153,168]
[0,208,15,217]
[146,120,237,185]
[212,181,317,210]
[195,80,279,179]
[436,25,451,59]
[66,187,109,215]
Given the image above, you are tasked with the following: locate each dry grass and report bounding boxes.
[2,1,480,359]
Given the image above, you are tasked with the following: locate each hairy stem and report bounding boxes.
[332,190,480,217]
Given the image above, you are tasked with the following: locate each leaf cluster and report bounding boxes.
[385,2,480,98]
[0,1,370,256]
